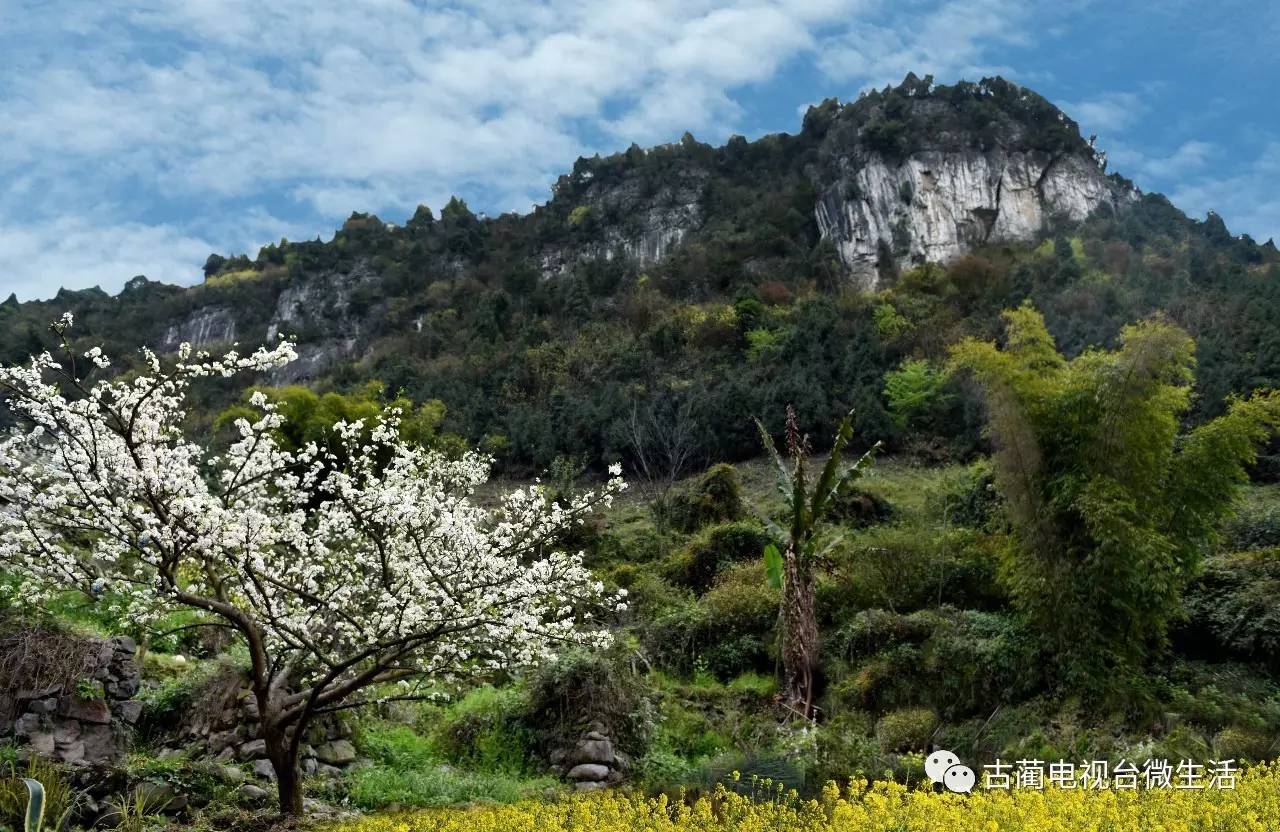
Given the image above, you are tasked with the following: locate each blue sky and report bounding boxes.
[2,0,1277,301]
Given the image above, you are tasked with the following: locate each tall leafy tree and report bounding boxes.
[756,406,877,718]
[948,303,1280,692]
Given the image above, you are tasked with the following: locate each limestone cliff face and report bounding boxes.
[159,305,237,352]
[815,149,1134,288]
[538,154,707,277]
[153,263,376,382]
[264,262,375,383]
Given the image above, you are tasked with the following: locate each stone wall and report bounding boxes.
[3,636,141,766]
[163,668,359,783]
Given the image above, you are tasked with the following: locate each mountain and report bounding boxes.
[3,75,1278,472]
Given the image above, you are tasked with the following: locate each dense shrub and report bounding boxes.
[824,527,1003,617]
[875,707,937,752]
[826,609,937,662]
[1222,502,1280,551]
[937,460,1000,530]
[1180,550,1280,668]
[1214,725,1272,761]
[1159,660,1280,736]
[666,521,770,593]
[637,563,778,679]
[664,464,744,533]
[827,644,925,714]
[825,487,893,528]
[522,646,656,756]
[809,713,924,787]
[823,609,1039,719]
[427,686,535,773]
[697,564,779,678]
[924,610,1042,717]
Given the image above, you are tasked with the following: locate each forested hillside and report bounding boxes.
[4,75,1278,477]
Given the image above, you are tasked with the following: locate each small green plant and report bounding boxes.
[107,787,162,832]
[73,678,105,701]
[0,758,80,832]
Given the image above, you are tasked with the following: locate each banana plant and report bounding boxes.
[755,406,878,718]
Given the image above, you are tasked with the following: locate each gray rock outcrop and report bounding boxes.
[158,306,238,352]
[540,165,707,278]
[815,148,1133,288]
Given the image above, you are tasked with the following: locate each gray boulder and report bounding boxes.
[116,700,143,725]
[572,738,615,766]
[566,763,610,781]
[314,739,356,765]
[238,738,267,760]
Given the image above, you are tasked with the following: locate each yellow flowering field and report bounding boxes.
[325,764,1280,832]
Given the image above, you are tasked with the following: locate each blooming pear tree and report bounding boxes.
[0,315,625,815]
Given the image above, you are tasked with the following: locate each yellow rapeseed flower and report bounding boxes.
[323,763,1280,832]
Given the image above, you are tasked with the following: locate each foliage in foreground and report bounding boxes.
[325,764,1280,832]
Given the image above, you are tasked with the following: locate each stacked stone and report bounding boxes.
[175,683,358,783]
[550,724,630,791]
[6,636,141,766]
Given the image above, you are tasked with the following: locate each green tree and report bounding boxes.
[948,303,1280,693]
[755,406,878,718]
[216,381,451,469]
[884,358,951,432]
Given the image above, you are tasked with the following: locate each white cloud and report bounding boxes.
[1107,139,1215,185]
[1138,140,1215,180]
[19,0,1259,303]
[0,220,214,303]
[816,0,1031,88]
[0,208,309,303]
[1168,143,1280,243]
[1060,91,1147,134]
[1102,138,1279,243]
[7,0,892,299]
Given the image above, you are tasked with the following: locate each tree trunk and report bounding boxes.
[780,544,818,719]
[266,731,303,817]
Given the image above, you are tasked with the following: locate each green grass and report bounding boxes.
[346,725,555,809]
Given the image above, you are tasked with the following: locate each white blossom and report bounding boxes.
[0,318,625,734]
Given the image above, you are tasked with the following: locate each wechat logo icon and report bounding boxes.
[926,749,975,794]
